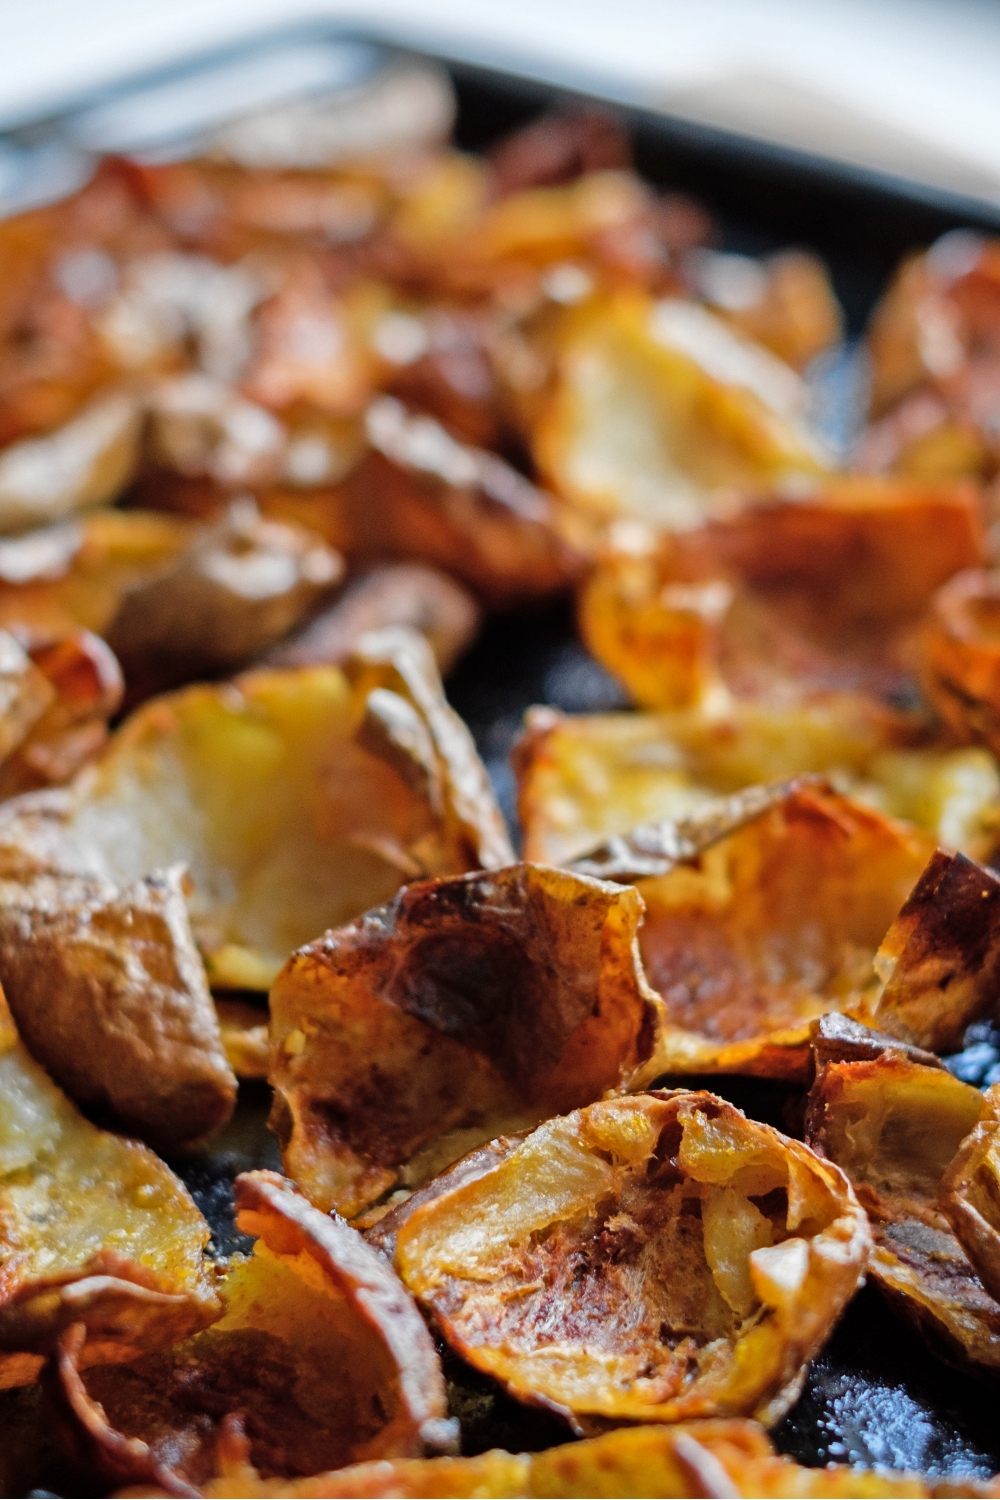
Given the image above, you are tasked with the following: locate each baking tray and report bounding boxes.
[6,20,1000,1492]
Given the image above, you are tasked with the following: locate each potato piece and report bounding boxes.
[805,1047,1000,1376]
[262,562,481,677]
[0,989,220,1389]
[533,291,826,533]
[489,110,632,195]
[0,627,55,762]
[922,569,1000,756]
[691,248,843,371]
[579,476,985,710]
[52,1170,455,1493]
[862,849,1000,1052]
[259,397,580,609]
[940,1084,1000,1304]
[216,997,270,1080]
[0,390,143,534]
[0,842,237,1148]
[269,863,662,1216]
[168,1417,998,1498]
[0,627,123,797]
[616,782,933,1081]
[11,628,510,989]
[0,508,193,638]
[382,1090,868,1432]
[103,499,343,700]
[514,698,1000,868]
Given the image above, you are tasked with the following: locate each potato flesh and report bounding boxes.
[393,1091,868,1429]
[534,293,824,531]
[0,998,219,1387]
[516,701,1000,869]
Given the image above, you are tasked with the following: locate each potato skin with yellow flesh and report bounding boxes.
[0,990,220,1389]
[386,1090,869,1433]
[805,1049,1000,1375]
[17,628,510,991]
[269,863,662,1217]
[940,1083,1000,1306]
[627,783,932,1081]
[51,1170,454,1494]
[164,1417,995,1497]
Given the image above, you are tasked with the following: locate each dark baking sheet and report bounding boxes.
[7,24,1000,1490]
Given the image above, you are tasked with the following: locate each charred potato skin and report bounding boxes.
[384,1090,870,1433]
[269,863,662,1217]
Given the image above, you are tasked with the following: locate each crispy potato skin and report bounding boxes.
[864,849,1000,1053]
[142,1418,1000,1497]
[940,1084,1000,1305]
[51,1171,454,1493]
[922,570,1000,756]
[805,1051,1000,1375]
[0,991,220,1388]
[514,698,1000,870]
[262,562,481,677]
[269,863,661,1216]
[385,1090,868,1433]
[579,477,985,710]
[0,849,236,1148]
[23,630,510,990]
[629,784,932,1081]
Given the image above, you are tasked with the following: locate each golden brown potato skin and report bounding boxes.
[579,477,985,711]
[382,1090,868,1434]
[261,561,481,678]
[805,1048,1000,1376]
[863,848,1000,1053]
[628,783,932,1081]
[940,1083,1000,1306]
[0,805,236,1148]
[269,863,661,1216]
[0,990,221,1390]
[921,569,1000,756]
[51,1171,455,1495]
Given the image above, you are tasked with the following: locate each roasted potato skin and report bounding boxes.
[939,1083,1000,1306]
[921,569,1000,756]
[629,783,933,1081]
[0,990,221,1389]
[863,848,1000,1053]
[269,863,661,1216]
[805,1049,1000,1376]
[50,1170,455,1494]
[384,1090,869,1433]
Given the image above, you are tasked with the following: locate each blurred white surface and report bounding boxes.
[3,0,1000,204]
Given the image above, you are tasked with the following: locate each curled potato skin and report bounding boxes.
[380,1090,869,1434]
[625,782,932,1082]
[940,1083,1000,1306]
[49,1170,455,1495]
[127,1417,1000,1498]
[805,1043,1000,1376]
[269,862,662,1217]
[922,569,1000,756]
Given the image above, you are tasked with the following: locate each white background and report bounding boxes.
[3,0,1000,205]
